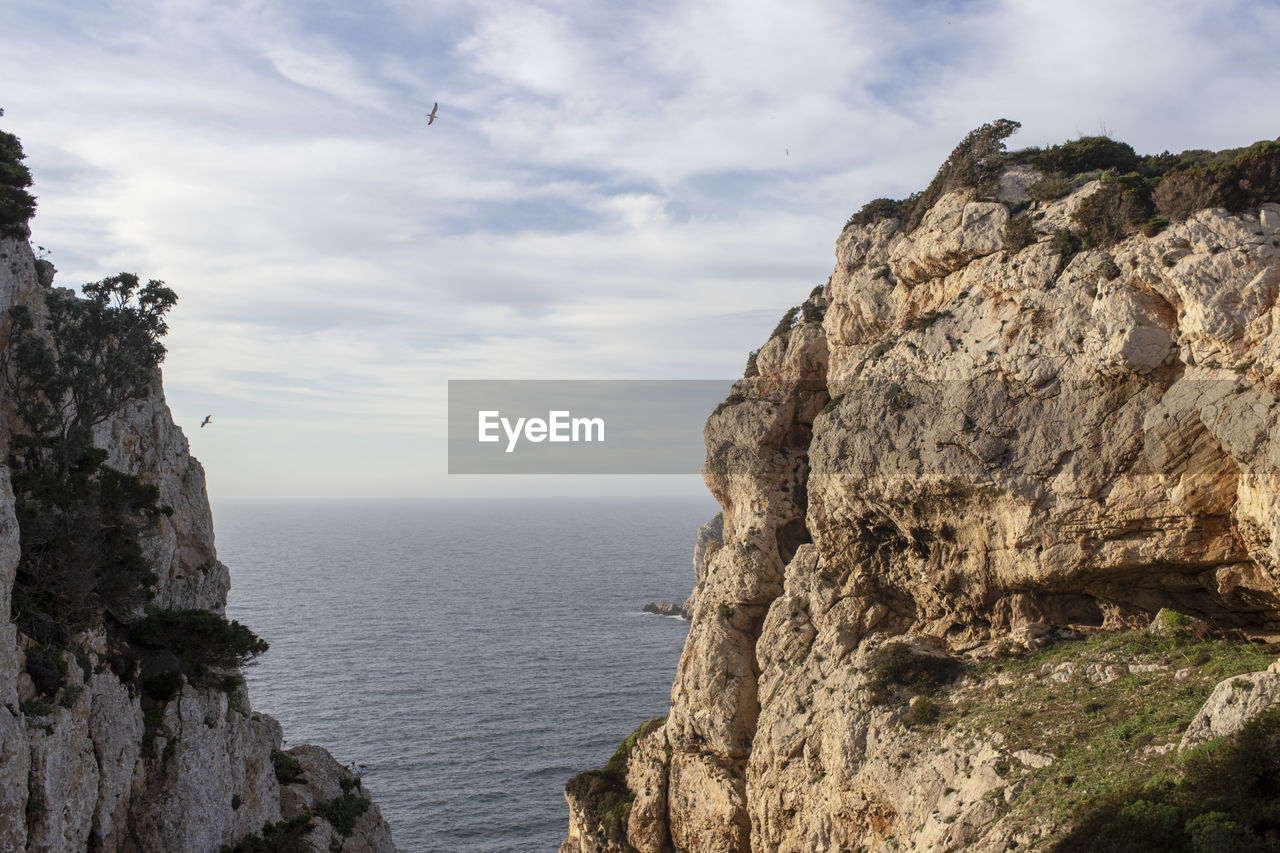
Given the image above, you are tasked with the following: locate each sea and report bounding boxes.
[217,495,717,853]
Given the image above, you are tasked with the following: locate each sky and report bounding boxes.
[2,0,1279,500]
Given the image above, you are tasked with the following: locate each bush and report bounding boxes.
[1072,180,1156,248]
[315,792,371,838]
[1004,214,1036,252]
[904,119,1021,232]
[129,609,268,688]
[903,695,941,727]
[142,671,184,702]
[770,306,800,342]
[1056,708,1280,851]
[219,815,316,853]
[1153,141,1280,220]
[1051,228,1082,263]
[272,749,307,784]
[847,195,919,229]
[0,109,37,238]
[864,642,964,706]
[1032,136,1141,176]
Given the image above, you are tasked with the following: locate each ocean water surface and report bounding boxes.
[217,495,716,852]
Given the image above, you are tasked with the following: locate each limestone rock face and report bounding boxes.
[0,235,396,850]
[566,148,1280,852]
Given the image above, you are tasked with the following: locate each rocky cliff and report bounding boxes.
[562,125,1280,851]
[0,124,394,851]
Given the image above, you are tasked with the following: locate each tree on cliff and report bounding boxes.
[0,108,37,239]
[4,273,178,639]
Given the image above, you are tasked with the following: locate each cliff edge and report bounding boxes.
[563,123,1280,851]
[0,118,395,851]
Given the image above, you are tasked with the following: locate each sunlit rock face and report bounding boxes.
[563,143,1280,851]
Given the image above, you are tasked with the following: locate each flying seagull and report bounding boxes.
[200,415,212,428]
[426,102,439,125]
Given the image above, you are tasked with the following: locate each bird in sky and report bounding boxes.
[200,415,212,428]
[426,102,439,125]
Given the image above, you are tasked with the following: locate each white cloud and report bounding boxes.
[5,0,1280,498]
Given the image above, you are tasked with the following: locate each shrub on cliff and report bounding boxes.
[1153,140,1280,220]
[847,194,920,229]
[219,815,316,853]
[845,119,1020,236]
[864,642,964,706]
[1071,176,1158,248]
[130,608,268,687]
[1020,136,1142,176]
[0,109,37,239]
[903,118,1021,232]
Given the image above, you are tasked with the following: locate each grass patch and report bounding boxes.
[1054,707,1280,851]
[950,628,1272,844]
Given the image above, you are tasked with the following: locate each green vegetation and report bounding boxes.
[1015,136,1142,176]
[847,195,921,229]
[0,236,269,713]
[903,695,941,728]
[315,791,372,838]
[712,392,748,416]
[864,642,964,706]
[770,306,800,342]
[5,272,177,645]
[563,717,666,851]
[1004,213,1036,252]
[603,716,666,775]
[845,121,1280,250]
[1055,708,1280,851]
[945,626,1273,845]
[218,815,315,853]
[1152,140,1280,221]
[905,119,1022,232]
[272,749,307,784]
[130,609,267,677]
[821,392,846,415]
[0,109,37,238]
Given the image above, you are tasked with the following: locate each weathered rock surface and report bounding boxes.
[0,232,396,849]
[564,138,1280,852]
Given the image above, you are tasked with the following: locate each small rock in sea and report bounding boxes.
[641,601,689,619]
